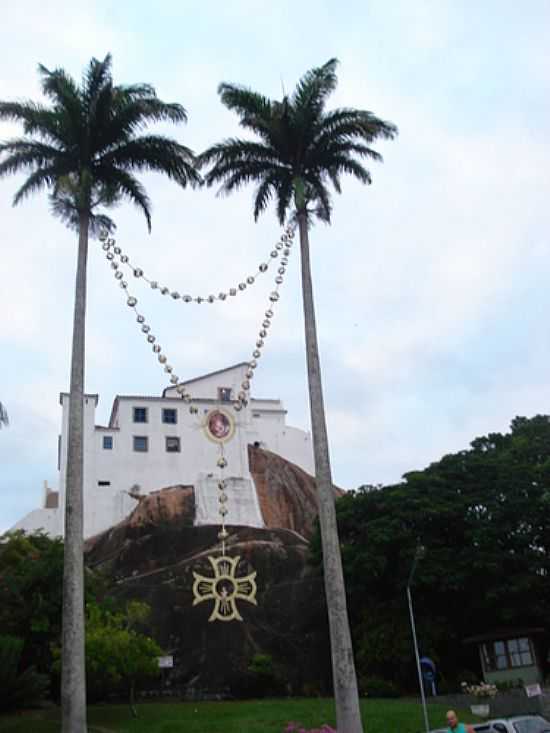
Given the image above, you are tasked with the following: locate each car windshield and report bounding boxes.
[513,717,550,733]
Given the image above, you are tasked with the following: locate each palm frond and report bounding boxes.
[203,58,396,226]
[0,102,65,146]
[306,175,333,223]
[0,140,68,175]
[94,95,188,153]
[253,176,276,221]
[199,139,281,168]
[291,58,338,119]
[98,167,152,230]
[206,159,286,193]
[317,108,398,141]
[49,189,116,236]
[98,135,201,187]
[83,54,112,109]
[0,402,9,428]
[324,155,372,185]
[275,175,294,225]
[37,64,82,137]
[0,54,199,232]
[217,83,274,140]
[12,167,60,205]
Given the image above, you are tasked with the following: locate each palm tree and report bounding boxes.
[0,402,8,428]
[201,58,397,733]
[0,55,200,733]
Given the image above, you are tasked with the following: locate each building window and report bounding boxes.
[162,408,178,424]
[102,435,113,450]
[98,480,111,487]
[482,638,534,671]
[133,407,148,423]
[133,435,148,452]
[219,387,232,402]
[166,436,181,453]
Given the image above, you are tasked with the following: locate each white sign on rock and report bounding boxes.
[157,655,174,669]
[525,683,542,698]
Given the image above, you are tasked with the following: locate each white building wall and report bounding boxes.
[10,508,62,537]
[12,365,315,539]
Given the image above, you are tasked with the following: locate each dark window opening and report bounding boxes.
[218,387,232,402]
[166,436,181,453]
[98,480,111,487]
[162,408,177,424]
[103,435,113,449]
[133,435,148,452]
[133,407,148,423]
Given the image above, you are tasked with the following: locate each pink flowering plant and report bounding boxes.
[284,724,336,733]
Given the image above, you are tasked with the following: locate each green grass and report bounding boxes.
[0,698,467,732]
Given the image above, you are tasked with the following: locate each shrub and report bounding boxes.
[0,635,49,711]
[302,681,322,697]
[359,674,400,698]
[248,653,284,697]
[461,681,498,698]
[495,678,524,692]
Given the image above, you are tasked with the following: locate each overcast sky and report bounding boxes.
[1,1,550,532]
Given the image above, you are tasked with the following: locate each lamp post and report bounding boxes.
[407,544,430,733]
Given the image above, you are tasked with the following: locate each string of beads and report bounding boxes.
[99,229,292,305]
[98,223,295,412]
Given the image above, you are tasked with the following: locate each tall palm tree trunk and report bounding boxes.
[298,211,363,733]
[61,210,89,733]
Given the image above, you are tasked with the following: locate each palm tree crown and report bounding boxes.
[0,402,8,428]
[200,58,397,223]
[0,54,200,232]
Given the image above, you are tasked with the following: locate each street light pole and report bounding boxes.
[407,546,430,733]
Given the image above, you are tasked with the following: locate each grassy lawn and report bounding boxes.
[0,698,469,732]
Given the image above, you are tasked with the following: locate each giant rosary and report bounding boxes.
[99,224,295,621]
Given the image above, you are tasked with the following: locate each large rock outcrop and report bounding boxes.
[249,445,342,539]
[85,447,337,696]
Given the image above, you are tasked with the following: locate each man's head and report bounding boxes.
[446,710,459,729]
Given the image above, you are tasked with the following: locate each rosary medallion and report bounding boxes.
[192,555,257,622]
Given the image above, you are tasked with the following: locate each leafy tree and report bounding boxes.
[0,531,108,681]
[201,58,397,733]
[312,415,550,689]
[0,55,199,733]
[0,635,49,712]
[77,601,161,714]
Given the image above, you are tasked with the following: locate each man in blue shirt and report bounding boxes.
[446,710,475,733]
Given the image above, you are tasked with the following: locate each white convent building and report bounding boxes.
[12,363,314,539]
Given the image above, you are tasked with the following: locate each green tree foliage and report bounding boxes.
[80,601,162,710]
[0,532,66,673]
[0,532,111,694]
[311,416,550,689]
[0,635,49,712]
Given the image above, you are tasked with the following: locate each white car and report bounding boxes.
[431,715,550,733]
